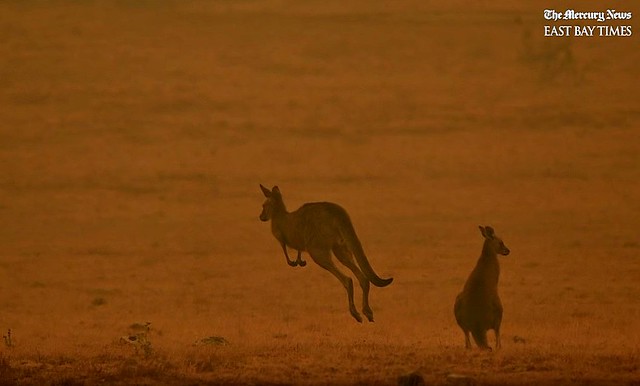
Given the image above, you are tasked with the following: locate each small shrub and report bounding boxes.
[2,329,13,348]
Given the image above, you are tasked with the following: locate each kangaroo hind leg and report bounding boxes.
[333,245,373,322]
[464,330,472,349]
[309,248,362,323]
[493,299,503,350]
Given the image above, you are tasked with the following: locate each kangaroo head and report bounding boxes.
[479,225,510,256]
[259,184,283,221]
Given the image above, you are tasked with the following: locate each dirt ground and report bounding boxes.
[0,1,639,385]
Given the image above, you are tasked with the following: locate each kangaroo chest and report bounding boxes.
[271,218,306,250]
[467,259,500,292]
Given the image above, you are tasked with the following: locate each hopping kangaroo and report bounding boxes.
[454,226,511,350]
[259,184,393,323]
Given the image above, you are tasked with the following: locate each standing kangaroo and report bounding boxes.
[259,184,393,323]
[454,226,511,350]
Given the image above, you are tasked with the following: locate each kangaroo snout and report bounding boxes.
[502,248,511,256]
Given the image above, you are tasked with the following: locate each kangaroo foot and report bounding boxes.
[286,260,298,267]
[350,308,363,323]
[363,307,374,322]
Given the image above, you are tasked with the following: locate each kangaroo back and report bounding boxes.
[340,218,393,288]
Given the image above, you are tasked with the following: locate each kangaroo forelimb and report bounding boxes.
[295,250,307,267]
[280,243,298,266]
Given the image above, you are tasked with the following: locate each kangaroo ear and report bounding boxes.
[260,184,272,197]
[484,226,495,239]
[272,186,281,195]
[479,226,487,238]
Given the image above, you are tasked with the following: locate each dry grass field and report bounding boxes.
[1,1,639,385]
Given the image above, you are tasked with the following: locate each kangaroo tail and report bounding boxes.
[471,329,490,350]
[342,221,393,288]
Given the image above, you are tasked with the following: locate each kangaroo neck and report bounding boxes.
[480,242,498,261]
[270,201,291,231]
[477,242,500,280]
[270,198,288,218]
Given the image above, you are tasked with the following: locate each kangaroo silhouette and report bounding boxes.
[454,226,511,350]
[259,184,393,322]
